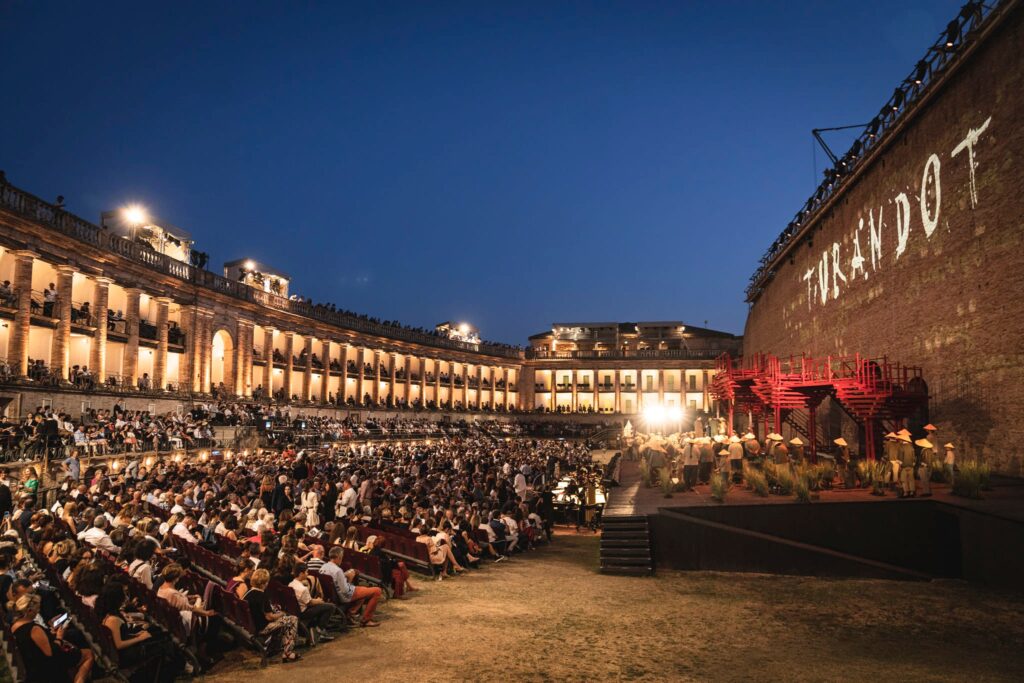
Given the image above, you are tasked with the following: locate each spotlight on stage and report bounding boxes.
[643,404,666,426]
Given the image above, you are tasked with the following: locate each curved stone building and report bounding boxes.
[0,178,522,416]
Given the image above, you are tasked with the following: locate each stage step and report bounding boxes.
[599,515,654,576]
[599,564,652,576]
[601,529,649,540]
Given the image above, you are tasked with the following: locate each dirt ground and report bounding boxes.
[207,532,1024,683]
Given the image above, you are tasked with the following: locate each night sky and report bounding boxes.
[1,0,963,344]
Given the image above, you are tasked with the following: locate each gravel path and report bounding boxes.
[207,532,1024,682]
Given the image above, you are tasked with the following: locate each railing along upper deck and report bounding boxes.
[0,176,521,359]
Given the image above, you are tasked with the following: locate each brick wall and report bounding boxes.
[743,4,1024,474]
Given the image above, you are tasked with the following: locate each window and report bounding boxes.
[623,398,635,413]
[645,375,654,391]
[688,374,697,392]
[688,399,697,410]
[666,375,676,391]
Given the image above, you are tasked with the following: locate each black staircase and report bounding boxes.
[599,515,653,576]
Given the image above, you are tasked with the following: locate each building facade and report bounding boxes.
[523,322,741,414]
[742,1,1024,473]
[0,179,521,415]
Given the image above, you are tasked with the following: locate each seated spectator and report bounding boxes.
[320,546,381,627]
[288,562,337,643]
[127,539,157,589]
[226,559,254,600]
[11,593,93,683]
[156,563,222,669]
[95,583,183,683]
[243,568,300,663]
[77,515,120,554]
[363,535,417,598]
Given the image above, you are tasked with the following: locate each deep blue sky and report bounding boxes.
[1,1,963,344]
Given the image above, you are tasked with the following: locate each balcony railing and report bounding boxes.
[525,348,726,360]
[0,176,522,359]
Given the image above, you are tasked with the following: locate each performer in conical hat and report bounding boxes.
[897,432,916,496]
[883,432,900,488]
[727,435,745,484]
[915,438,935,497]
[788,437,805,464]
[834,438,852,488]
[943,442,956,487]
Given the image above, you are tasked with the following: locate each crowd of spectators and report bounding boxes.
[0,432,598,680]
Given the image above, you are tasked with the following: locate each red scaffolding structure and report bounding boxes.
[710,353,929,461]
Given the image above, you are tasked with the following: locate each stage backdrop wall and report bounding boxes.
[743,3,1024,475]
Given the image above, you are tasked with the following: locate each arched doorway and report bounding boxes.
[211,329,234,393]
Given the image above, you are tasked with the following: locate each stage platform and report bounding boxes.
[605,456,1024,521]
[602,457,1024,587]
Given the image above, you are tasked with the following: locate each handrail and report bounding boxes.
[0,175,522,359]
[746,0,1003,302]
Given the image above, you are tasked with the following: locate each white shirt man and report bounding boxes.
[336,482,357,518]
[78,517,120,554]
[172,517,198,544]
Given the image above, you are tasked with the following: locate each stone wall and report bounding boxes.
[743,4,1024,474]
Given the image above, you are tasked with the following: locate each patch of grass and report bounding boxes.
[794,475,811,503]
[660,466,674,498]
[746,467,769,497]
[953,460,990,499]
[710,472,730,502]
[818,461,835,489]
[774,465,795,495]
[857,460,874,488]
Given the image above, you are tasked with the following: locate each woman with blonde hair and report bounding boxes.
[244,568,300,663]
[12,593,93,683]
[60,500,80,535]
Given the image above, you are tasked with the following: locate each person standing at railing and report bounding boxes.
[42,282,57,318]
[0,280,14,308]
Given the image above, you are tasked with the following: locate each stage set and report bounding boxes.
[597,353,1024,587]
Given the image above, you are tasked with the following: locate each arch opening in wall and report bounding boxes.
[211,329,234,390]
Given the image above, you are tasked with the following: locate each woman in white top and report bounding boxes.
[300,485,320,528]
[127,539,157,589]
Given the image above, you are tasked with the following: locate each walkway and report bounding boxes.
[205,534,1024,683]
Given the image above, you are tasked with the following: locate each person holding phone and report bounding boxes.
[11,594,92,683]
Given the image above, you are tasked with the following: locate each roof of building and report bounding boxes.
[530,321,741,340]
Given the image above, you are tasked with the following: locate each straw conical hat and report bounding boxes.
[884,432,897,439]
[943,442,955,449]
[915,438,933,449]
[789,437,804,446]
[896,433,912,443]
[766,433,783,441]
[729,435,741,443]
[897,428,911,438]
[742,432,756,440]
[713,435,725,443]
[718,448,729,456]
[923,423,937,431]
[833,438,848,447]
